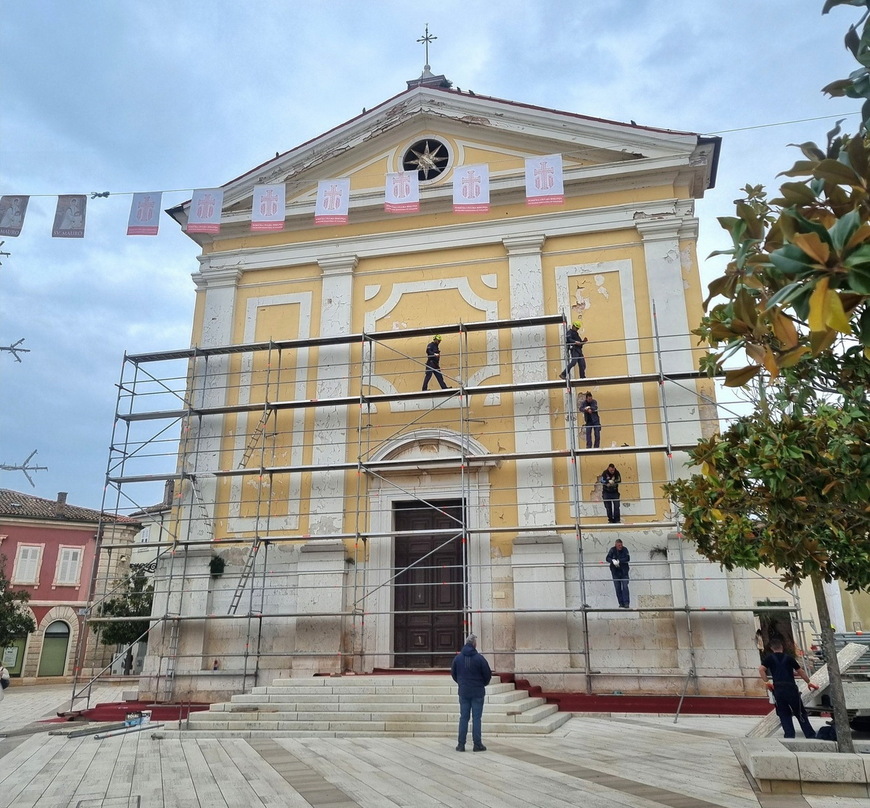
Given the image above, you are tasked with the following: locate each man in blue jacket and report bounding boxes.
[451,633,492,752]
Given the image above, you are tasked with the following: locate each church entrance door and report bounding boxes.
[393,500,465,668]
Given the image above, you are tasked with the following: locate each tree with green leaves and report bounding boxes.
[665,0,870,754]
[0,555,37,652]
[95,568,154,673]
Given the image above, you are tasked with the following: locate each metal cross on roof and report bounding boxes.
[417,24,437,71]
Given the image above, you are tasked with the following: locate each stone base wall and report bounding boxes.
[138,533,759,702]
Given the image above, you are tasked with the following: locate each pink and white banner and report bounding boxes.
[52,195,87,238]
[0,195,29,237]
[251,184,286,231]
[187,189,224,234]
[384,171,420,213]
[315,179,350,225]
[127,192,162,236]
[453,164,490,213]
[525,154,564,206]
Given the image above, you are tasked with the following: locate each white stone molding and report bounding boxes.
[183,264,242,541]
[33,609,78,677]
[504,234,557,529]
[364,277,501,409]
[363,429,493,670]
[555,259,655,517]
[636,218,703,451]
[226,293,313,533]
[197,198,690,276]
[310,256,356,534]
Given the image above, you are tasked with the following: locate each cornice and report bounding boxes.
[318,256,359,276]
[502,234,546,255]
[635,217,684,242]
[192,265,244,290]
[200,199,694,274]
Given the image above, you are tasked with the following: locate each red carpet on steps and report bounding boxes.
[370,669,771,715]
[54,701,210,723]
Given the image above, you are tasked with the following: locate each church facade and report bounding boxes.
[135,77,768,702]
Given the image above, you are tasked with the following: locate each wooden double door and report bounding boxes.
[393,500,465,668]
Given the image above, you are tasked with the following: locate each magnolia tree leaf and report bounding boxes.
[723,365,761,386]
[808,277,831,331]
[793,231,832,264]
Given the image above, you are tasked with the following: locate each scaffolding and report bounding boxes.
[73,314,807,707]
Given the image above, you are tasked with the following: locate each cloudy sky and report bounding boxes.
[0,1,860,510]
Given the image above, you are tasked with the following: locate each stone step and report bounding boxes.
[264,675,460,687]
[230,688,527,706]
[248,681,516,696]
[215,696,543,715]
[189,701,549,724]
[156,713,571,739]
[172,674,568,739]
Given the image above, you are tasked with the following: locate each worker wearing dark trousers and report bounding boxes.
[600,464,621,523]
[580,392,600,448]
[758,639,818,738]
[559,321,588,379]
[422,334,449,390]
[605,539,630,608]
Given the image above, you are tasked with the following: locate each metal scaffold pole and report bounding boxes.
[83,314,793,702]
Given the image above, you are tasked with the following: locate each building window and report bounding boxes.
[12,544,42,585]
[55,546,83,587]
[402,138,450,182]
[138,525,151,544]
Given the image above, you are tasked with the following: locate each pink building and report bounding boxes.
[0,489,140,681]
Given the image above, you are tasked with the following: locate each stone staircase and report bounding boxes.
[154,674,571,739]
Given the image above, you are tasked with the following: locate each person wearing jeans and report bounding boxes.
[451,633,492,752]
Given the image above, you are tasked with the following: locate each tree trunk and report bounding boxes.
[811,572,854,753]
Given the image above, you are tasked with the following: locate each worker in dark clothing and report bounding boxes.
[451,633,492,752]
[580,391,601,448]
[559,321,588,380]
[600,463,621,523]
[422,334,449,390]
[605,539,631,608]
[758,638,818,738]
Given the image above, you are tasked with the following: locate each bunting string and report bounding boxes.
[0,155,566,240]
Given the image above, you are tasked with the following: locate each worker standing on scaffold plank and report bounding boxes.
[559,320,588,379]
[422,334,449,391]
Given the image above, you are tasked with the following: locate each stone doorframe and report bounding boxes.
[363,429,496,670]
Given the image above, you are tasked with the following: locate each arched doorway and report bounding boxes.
[37,621,70,676]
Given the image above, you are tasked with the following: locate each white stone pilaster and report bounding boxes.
[513,535,569,677]
[504,235,556,529]
[185,266,242,541]
[310,256,356,534]
[636,218,701,451]
[293,539,347,676]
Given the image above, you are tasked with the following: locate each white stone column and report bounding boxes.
[183,265,242,542]
[503,235,557,529]
[309,256,356,535]
[823,579,847,633]
[512,535,569,682]
[636,218,702,452]
[293,539,347,676]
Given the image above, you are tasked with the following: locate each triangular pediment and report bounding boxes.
[177,86,717,227]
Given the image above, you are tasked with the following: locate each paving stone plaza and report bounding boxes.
[2,683,867,808]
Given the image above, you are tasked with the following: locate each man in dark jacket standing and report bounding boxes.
[451,634,492,752]
[758,638,818,738]
[605,539,631,608]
